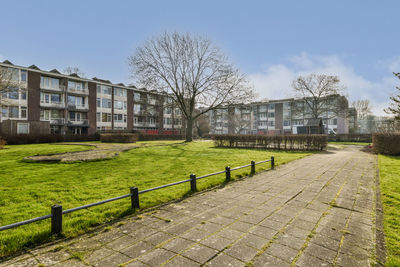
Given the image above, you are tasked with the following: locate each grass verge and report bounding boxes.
[378,154,400,266]
[0,140,311,257]
[328,141,371,146]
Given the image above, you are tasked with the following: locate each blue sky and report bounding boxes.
[1,0,399,115]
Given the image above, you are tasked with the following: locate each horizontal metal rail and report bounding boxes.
[63,194,132,214]
[197,170,227,180]
[139,179,191,194]
[0,156,274,232]
[0,214,52,231]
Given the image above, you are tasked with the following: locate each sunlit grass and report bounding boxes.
[379,154,400,266]
[0,140,310,257]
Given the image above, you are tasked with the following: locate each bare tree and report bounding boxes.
[0,66,21,106]
[291,74,348,121]
[129,32,254,141]
[385,72,400,120]
[63,66,86,77]
[351,99,373,120]
[228,107,252,134]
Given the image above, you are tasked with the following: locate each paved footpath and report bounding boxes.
[2,146,379,267]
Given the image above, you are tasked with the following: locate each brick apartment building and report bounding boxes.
[0,60,184,136]
[209,96,352,135]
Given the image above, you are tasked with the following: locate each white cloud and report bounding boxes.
[248,53,398,116]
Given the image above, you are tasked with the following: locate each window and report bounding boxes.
[114,100,125,110]
[268,112,275,118]
[102,86,112,95]
[21,89,27,100]
[96,98,101,107]
[17,123,29,134]
[40,76,60,89]
[134,104,141,113]
[164,107,172,114]
[40,110,50,120]
[102,99,111,108]
[21,107,27,119]
[9,106,19,118]
[21,70,27,82]
[259,112,267,119]
[96,85,101,94]
[114,88,127,97]
[134,93,141,101]
[8,87,19,99]
[96,112,101,122]
[284,120,291,126]
[68,80,84,91]
[101,113,112,122]
[268,104,275,110]
[268,121,275,127]
[258,121,267,126]
[1,107,7,117]
[51,94,61,103]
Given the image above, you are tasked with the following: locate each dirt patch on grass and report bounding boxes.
[23,143,142,162]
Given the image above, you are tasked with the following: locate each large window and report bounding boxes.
[101,112,112,122]
[134,104,142,113]
[40,76,60,89]
[41,92,62,103]
[114,114,127,123]
[114,88,127,97]
[69,112,87,121]
[68,95,86,107]
[101,98,112,109]
[17,123,29,134]
[68,80,85,91]
[134,92,141,101]
[114,100,127,110]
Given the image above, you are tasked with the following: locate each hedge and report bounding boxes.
[138,134,184,141]
[328,134,372,142]
[100,133,139,143]
[214,134,328,151]
[2,134,100,145]
[373,133,400,155]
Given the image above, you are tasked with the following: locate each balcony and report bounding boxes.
[40,85,65,92]
[67,103,89,111]
[67,120,89,127]
[40,101,65,109]
[67,87,89,95]
[50,118,65,125]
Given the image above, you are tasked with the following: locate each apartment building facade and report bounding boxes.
[0,60,183,135]
[209,96,350,135]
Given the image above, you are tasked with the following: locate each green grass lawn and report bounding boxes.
[379,154,400,266]
[0,140,311,257]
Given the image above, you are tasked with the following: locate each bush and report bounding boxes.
[0,138,6,149]
[100,133,139,143]
[3,134,100,145]
[373,133,400,155]
[328,134,372,142]
[213,134,328,151]
[138,134,184,141]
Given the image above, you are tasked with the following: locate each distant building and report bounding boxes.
[209,95,351,135]
[0,60,184,136]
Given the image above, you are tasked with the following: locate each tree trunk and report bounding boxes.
[185,118,193,142]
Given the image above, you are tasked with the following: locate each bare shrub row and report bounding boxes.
[373,132,400,155]
[214,134,328,151]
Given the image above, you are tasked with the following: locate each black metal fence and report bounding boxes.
[0,157,274,234]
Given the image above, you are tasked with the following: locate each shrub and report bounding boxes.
[138,134,184,141]
[373,132,400,155]
[328,134,372,142]
[3,134,100,145]
[213,134,328,151]
[100,133,139,143]
[0,138,6,149]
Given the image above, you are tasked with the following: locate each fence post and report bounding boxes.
[130,187,140,210]
[51,205,62,235]
[250,161,255,176]
[190,174,197,192]
[225,166,231,182]
[271,156,275,169]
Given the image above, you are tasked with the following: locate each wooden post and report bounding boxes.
[130,187,140,209]
[225,166,231,182]
[250,161,255,176]
[51,205,62,235]
[190,174,197,192]
[271,156,275,169]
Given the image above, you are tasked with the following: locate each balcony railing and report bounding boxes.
[67,120,89,126]
[40,85,65,92]
[67,103,89,110]
[50,118,65,125]
[67,87,89,95]
[40,101,65,108]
